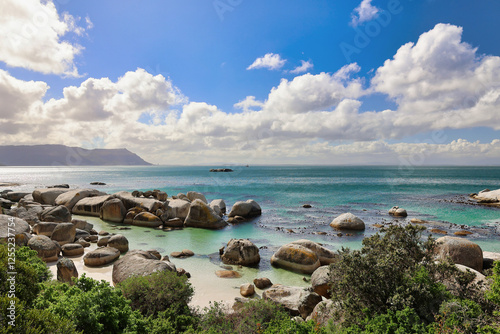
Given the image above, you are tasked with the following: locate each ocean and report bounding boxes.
[2,165,500,294]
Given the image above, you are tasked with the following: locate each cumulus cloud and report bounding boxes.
[351,0,379,27]
[289,60,314,74]
[0,0,87,76]
[247,53,286,71]
[234,96,265,112]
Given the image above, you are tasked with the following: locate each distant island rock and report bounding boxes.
[209,168,233,172]
[0,145,151,166]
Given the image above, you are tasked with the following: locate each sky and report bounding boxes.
[1,0,500,165]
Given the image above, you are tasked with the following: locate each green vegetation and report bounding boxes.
[2,225,500,333]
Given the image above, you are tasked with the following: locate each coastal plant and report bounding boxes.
[328,224,450,327]
[34,274,145,334]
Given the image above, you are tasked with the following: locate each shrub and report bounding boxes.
[429,299,485,334]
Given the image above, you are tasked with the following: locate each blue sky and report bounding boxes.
[1,0,500,165]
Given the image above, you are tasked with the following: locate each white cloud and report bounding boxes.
[290,60,313,74]
[247,53,286,71]
[0,0,87,76]
[351,0,380,27]
[234,96,265,112]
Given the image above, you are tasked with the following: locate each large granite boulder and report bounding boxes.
[83,247,121,267]
[330,213,365,231]
[74,229,90,241]
[72,195,113,217]
[221,239,260,266]
[0,215,31,241]
[112,191,163,212]
[112,249,176,285]
[240,283,255,297]
[61,243,84,257]
[57,257,78,284]
[186,191,208,204]
[311,265,331,298]
[389,206,408,217]
[210,199,226,214]
[228,200,262,218]
[33,222,58,237]
[33,188,70,205]
[100,198,127,223]
[28,235,59,262]
[40,205,72,223]
[184,199,227,229]
[434,236,483,272]
[262,285,322,319]
[55,189,106,211]
[71,219,94,232]
[51,223,76,245]
[6,205,43,225]
[271,244,321,274]
[132,212,163,228]
[254,277,273,290]
[107,234,129,253]
[5,192,30,202]
[289,240,337,265]
[305,300,339,326]
[163,199,191,221]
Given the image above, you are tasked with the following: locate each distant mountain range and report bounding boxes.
[0,145,151,166]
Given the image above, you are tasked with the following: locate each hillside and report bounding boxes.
[0,145,151,166]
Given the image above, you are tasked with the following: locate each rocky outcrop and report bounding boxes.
[330,213,365,231]
[210,199,226,214]
[55,189,106,211]
[83,247,121,267]
[271,243,321,274]
[33,188,71,205]
[57,257,78,284]
[5,192,30,202]
[262,285,322,319]
[112,249,176,285]
[112,191,163,212]
[0,215,31,241]
[51,223,76,245]
[228,200,262,218]
[132,212,163,228]
[163,199,191,221]
[40,205,72,223]
[71,219,94,232]
[28,235,59,262]
[186,191,208,204]
[72,195,113,217]
[289,240,338,265]
[434,236,483,272]
[221,239,260,266]
[471,189,500,205]
[389,206,408,217]
[100,198,127,223]
[107,234,129,253]
[311,265,331,297]
[184,199,227,229]
[33,222,58,237]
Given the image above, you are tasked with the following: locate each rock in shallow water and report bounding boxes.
[330,212,365,231]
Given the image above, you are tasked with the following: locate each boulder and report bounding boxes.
[100,198,127,223]
[254,277,273,290]
[15,232,32,246]
[289,240,338,265]
[483,251,500,270]
[5,191,31,202]
[434,236,483,272]
[221,239,260,266]
[0,198,13,209]
[311,265,331,298]
[154,191,168,201]
[27,235,59,262]
[97,236,110,247]
[240,283,255,297]
[33,188,70,205]
[262,285,322,319]
[455,264,487,286]
[132,212,163,228]
[0,215,31,242]
[71,219,94,232]
[330,213,365,231]
[147,249,162,260]
[49,184,70,188]
[55,189,106,211]
[184,199,227,229]
[51,223,76,246]
[215,270,241,278]
[210,199,226,214]
[389,206,408,217]
[7,205,43,225]
[74,229,90,241]
[164,218,184,228]
[40,205,72,223]
[305,300,338,326]
[228,200,262,218]
[271,244,321,274]
[61,243,84,257]
[107,234,129,253]
[83,247,121,267]
[72,195,113,217]
[177,193,190,201]
[124,207,145,224]
[75,238,91,247]
[186,191,208,204]
[33,222,58,237]
[112,191,163,212]
[170,249,194,258]
[164,199,191,221]
[57,257,78,284]
[112,249,176,285]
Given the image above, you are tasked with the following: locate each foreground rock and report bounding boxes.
[210,199,226,214]
[330,213,365,231]
[305,300,338,326]
[221,239,260,266]
[389,206,408,217]
[271,243,320,274]
[61,243,84,257]
[311,265,331,297]
[112,249,176,285]
[240,283,255,297]
[28,235,59,262]
[83,247,121,267]
[33,222,58,237]
[262,285,322,319]
[100,198,127,223]
[57,257,78,284]
[434,236,483,272]
[107,234,129,253]
[40,205,72,223]
[51,223,76,245]
[55,189,106,211]
[254,277,273,290]
[483,251,500,270]
[228,200,262,219]
[72,195,113,216]
[0,215,31,241]
[184,199,227,229]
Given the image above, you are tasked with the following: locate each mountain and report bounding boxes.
[0,145,152,166]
